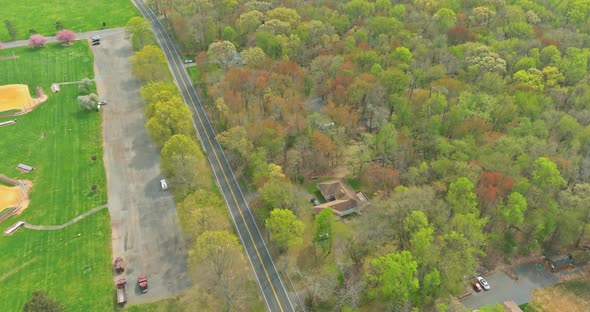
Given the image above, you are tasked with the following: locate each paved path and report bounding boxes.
[1,28,125,49]
[462,263,559,309]
[23,205,108,230]
[133,1,296,311]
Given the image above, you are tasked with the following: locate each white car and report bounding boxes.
[91,35,101,41]
[160,179,168,190]
[476,276,490,291]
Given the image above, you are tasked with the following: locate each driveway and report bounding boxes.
[462,263,559,310]
[93,28,191,304]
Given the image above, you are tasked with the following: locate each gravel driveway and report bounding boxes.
[462,263,559,310]
[93,29,191,304]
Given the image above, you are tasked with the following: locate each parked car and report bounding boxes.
[160,179,168,191]
[184,59,195,64]
[310,198,320,206]
[471,279,482,292]
[476,276,490,290]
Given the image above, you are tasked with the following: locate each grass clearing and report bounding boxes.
[0,41,112,311]
[0,0,139,41]
[529,279,590,312]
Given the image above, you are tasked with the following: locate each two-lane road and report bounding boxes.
[132,1,295,311]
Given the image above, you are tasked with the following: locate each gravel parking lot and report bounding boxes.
[93,29,191,304]
[462,263,559,310]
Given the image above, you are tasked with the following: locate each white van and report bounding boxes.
[160,179,168,191]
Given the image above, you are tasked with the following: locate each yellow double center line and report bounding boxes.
[145,7,287,312]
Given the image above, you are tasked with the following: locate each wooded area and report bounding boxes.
[136,0,590,311]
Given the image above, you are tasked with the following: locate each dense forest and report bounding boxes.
[135,0,590,311]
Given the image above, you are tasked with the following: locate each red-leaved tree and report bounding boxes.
[476,171,514,213]
[56,29,76,45]
[28,34,48,48]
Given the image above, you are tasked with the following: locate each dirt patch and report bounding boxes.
[0,180,32,214]
[0,84,47,115]
[529,285,590,312]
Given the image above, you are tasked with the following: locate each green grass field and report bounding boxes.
[0,42,112,311]
[0,0,139,41]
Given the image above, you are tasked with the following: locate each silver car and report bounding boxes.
[476,276,490,291]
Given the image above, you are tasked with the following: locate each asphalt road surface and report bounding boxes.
[94,28,191,305]
[462,263,559,310]
[132,1,296,311]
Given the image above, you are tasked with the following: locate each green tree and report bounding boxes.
[221,26,237,44]
[191,230,242,280]
[501,192,527,228]
[207,40,236,69]
[126,17,154,50]
[23,292,64,312]
[402,210,430,249]
[568,0,590,24]
[366,251,419,310]
[437,231,481,295]
[161,134,208,196]
[255,31,282,59]
[505,21,533,39]
[266,7,301,28]
[190,230,246,311]
[532,157,566,192]
[446,177,478,215]
[265,208,304,252]
[141,82,179,104]
[434,8,456,30]
[216,126,254,161]
[345,0,375,19]
[178,189,227,241]
[130,45,171,83]
[561,47,589,85]
[372,121,397,167]
[513,68,544,91]
[146,96,193,147]
[241,47,267,68]
[77,93,99,111]
[313,207,334,253]
[236,10,264,36]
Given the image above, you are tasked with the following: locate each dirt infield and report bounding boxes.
[0,84,47,115]
[0,180,31,216]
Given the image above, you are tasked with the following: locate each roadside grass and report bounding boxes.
[186,66,200,84]
[0,0,139,41]
[0,41,112,311]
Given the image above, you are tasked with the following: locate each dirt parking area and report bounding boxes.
[92,28,191,304]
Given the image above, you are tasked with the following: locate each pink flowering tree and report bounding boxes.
[29,34,48,48]
[56,29,76,45]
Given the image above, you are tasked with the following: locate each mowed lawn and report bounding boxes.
[0,0,139,41]
[0,42,113,311]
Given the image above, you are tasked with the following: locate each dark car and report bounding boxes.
[471,279,482,292]
[310,198,320,206]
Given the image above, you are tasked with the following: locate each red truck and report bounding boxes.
[138,274,148,293]
[116,278,127,305]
